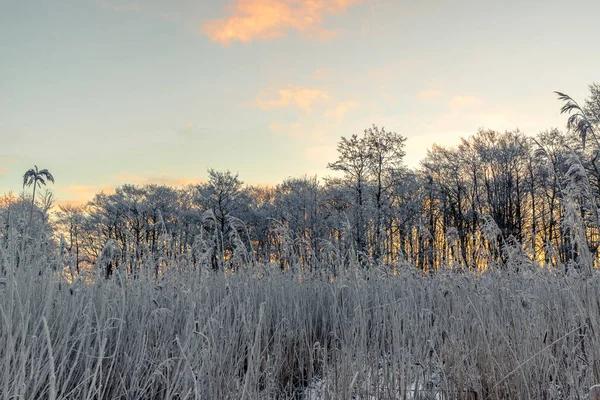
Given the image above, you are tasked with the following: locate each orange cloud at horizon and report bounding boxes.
[56,184,116,207]
[55,174,204,207]
[203,0,364,45]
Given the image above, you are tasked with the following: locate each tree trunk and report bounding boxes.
[29,182,37,228]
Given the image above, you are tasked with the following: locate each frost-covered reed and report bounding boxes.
[1,238,600,399]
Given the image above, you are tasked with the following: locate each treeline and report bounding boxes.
[1,84,599,276]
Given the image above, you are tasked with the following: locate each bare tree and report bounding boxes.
[365,125,407,262]
[198,169,245,270]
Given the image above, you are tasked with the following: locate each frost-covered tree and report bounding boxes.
[327,125,407,264]
[56,204,86,273]
[197,169,247,270]
[273,176,327,269]
[328,132,371,256]
[364,125,407,261]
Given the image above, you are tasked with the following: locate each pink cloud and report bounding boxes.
[324,100,358,122]
[203,0,364,45]
[255,85,331,112]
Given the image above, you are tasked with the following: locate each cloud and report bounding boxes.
[324,100,358,122]
[56,173,205,206]
[0,162,7,177]
[255,85,331,112]
[312,68,331,80]
[0,156,17,177]
[57,184,116,206]
[417,90,444,100]
[447,95,485,110]
[177,122,197,138]
[268,121,282,131]
[255,85,357,121]
[203,0,364,45]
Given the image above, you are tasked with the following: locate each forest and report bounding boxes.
[1,85,600,399]
[4,84,600,277]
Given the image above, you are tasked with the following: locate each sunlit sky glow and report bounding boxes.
[1,0,599,205]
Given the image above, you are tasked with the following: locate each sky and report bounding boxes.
[1,0,599,206]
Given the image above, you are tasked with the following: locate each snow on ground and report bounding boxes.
[301,360,445,400]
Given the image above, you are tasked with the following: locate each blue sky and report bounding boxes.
[1,0,599,205]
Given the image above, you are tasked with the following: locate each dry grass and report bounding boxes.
[1,246,600,400]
